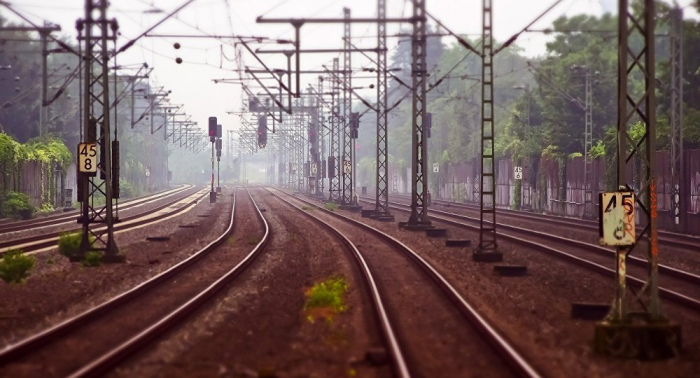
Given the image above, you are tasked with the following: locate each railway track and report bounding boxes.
[0,186,205,256]
[0,187,270,378]
[268,187,541,378]
[359,197,700,312]
[0,185,193,235]
[389,193,700,251]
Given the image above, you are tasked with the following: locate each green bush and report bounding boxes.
[81,251,102,267]
[37,203,54,213]
[119,178,137,199]
[305,277,348,313]
[0,249,35,283]
[1,191,34,219]
[58,231,93,259]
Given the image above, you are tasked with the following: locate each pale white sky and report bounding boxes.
[3,0,698,139]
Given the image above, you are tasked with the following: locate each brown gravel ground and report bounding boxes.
[111,187,391,378]
[0,186,227,347]
[289,189,700,378]
[0,185,198,244]
[416,197,700,277]
[272,189,516,378]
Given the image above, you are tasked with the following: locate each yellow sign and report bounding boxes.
[78,143,98,174]
[600,191,635,246]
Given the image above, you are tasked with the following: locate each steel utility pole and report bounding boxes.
[669,6,684,232]
[76,0,121,261]
[374,0,393,220]
[474,0,501,260]
[329,58,342,201]
[340,8,354,206]
[405,0,431,229]
[582,68,594,218]
[595,0,680,359]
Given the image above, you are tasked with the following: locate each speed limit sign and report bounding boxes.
[343,160,352,174]
[78,143,98,175]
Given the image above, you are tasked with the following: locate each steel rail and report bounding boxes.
[0,187,269,377]
[68,187,270,377]
[0,186,205,255]
[271,188,542,378]
[0,185,192,235]
[267,189,411,378]
[376,199,700,312]
[396,193,700,251]
[364,196,700,287]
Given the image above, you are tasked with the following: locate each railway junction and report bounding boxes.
[0,0,699,377]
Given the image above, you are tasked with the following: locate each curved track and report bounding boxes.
[269,187,541,378]
[0,186,205,256]
[366,197,700,312]
[389,193,700,251]
[0,187,270,378]
[0,185,192,235]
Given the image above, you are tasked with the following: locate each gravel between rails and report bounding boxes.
[292,189,700,378]
[0,188,238,378]
[273,189,519,378]
[111,187,391,378]
[0,186,228,349]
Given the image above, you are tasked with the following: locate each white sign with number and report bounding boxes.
[78,143,98,174]
[514,166,523,180]
[311,163,318,174]
[433,163,439,173]
[343,160,352,174]
[600,191,635,246]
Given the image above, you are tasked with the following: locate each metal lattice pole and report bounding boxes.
[375,0,391,217]
[595,0,681,360]
[78,0,120,260]
[329,58,341,201]
[406,0,430,228]
[583,69,594,218]
[475,0,500,259]
[318,77,325,195]
[670,6,684,232]
[341,8,353,205]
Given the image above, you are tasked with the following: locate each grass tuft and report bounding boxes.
[301,206,314,211]
[58,232,93,259]
[324,202,338,211]
[0,249,35,283]
[304,277,348,323]
[81,251,102,267]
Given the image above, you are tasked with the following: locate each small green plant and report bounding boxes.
[37,203,55,213]
[81,251,102,267]
[1,191,34,220]
[0,249,35,283]
[58,231,93,259]
[247,236,259,245]
[301,206,314,211]
[305,277,348,323]
[324,202,338,211]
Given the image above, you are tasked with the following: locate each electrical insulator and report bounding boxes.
[426,113,432,138]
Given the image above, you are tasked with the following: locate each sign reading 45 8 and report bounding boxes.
[78,143,98,175]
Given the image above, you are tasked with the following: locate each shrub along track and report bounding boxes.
[0,185,193,235]
[360,197,700,314]
[0,187,270,378]
[0,185,205,256]
[268,187,541,378]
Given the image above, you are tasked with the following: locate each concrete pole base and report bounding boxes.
[595,318,681,360]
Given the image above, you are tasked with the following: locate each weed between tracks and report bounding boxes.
[0,249,35,283]
[301,206,314,211]
[304,277,348,323]
[247,236,260,245]
[324,202,338,211]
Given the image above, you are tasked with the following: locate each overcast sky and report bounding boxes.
[3,0,698,138]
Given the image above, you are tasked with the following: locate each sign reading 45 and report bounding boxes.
[599,191,635,246]
[78,143,98,175]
